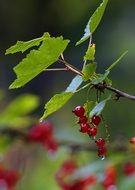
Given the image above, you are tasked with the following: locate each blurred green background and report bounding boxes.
[0,0,135,189]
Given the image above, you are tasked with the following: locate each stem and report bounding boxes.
[45,68,68,71]
[83,34,93,69]
[58,59,83,76]
[105,85,135,101]
[75,83,92,93]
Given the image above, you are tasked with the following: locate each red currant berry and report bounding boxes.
[130,137,135,144]
[123,162,135,176]
[98,147,106,157]
[92,115,101,126]
[78,116,87,124]
[87,127,97,137]
[80,123,90,133]
[72,106,85,117]
[95,138,105,147]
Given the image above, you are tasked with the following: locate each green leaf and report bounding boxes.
[66,75,83,92]
[76,0,108,45]
[9,36,69,88]
[84,101,96,117]
[84,44,95,61]
[82,62,97,81]
[89,95,111,117]
[5,32,50,54]
[106,50,128,71]
[41,75,83,120]
[0,94,39,127]
[91,70,110,85]
[89,0,108,34]
[41,92,73,120]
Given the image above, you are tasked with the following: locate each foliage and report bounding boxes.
[0,0,134,190]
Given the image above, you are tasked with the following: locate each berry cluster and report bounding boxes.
[56,159,96,190]
[0,165,20,190]
[27,121,58,154]
[72,106,106,158]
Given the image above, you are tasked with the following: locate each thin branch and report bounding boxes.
[94,83,135,101]
[58,59,83,76]
[44,68,68,72]
[105,85,135,101]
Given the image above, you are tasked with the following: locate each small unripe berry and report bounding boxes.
[72,106,85,117]
[92,115,101,126]
[87,127,97,137]
[95,138,105,147]
[78,116,87,124]
[80,123,90,133]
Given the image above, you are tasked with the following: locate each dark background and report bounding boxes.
[0,0,135,151]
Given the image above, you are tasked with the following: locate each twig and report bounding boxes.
[105,85,135,101]
[58,59,83,76]
[94,83,135,101]
[44,68,68,72]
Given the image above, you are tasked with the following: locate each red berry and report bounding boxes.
[80,123,90,133]
[98,147,106,157]
[43,137,58,153]
[130,137,135,144]
[123,162,135,176]
[5,170,20,188]
[72,106,85,117]
[95,138,105,147]
[87,127,97,137]
[27,121,53,142]
[102,166,117,189]
[78,116,87,124]
[92,115,101,126]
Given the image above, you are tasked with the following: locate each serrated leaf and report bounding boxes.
[106,50,128,71]
[41,75,83,120]
[9,36,69,88]
[5,33,50,54]
[76,0,108,45]
[84,44,95,61]
[41,92,73,120]
[0,94,39,127]
[82,62,97,81]
[66,75,83,92]
[89,95,111,117]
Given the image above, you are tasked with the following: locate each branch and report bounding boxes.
[105,85,135,101]
[94,83,135,101]
[58,59,83,76]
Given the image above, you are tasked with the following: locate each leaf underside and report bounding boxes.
[76,0,108,45]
